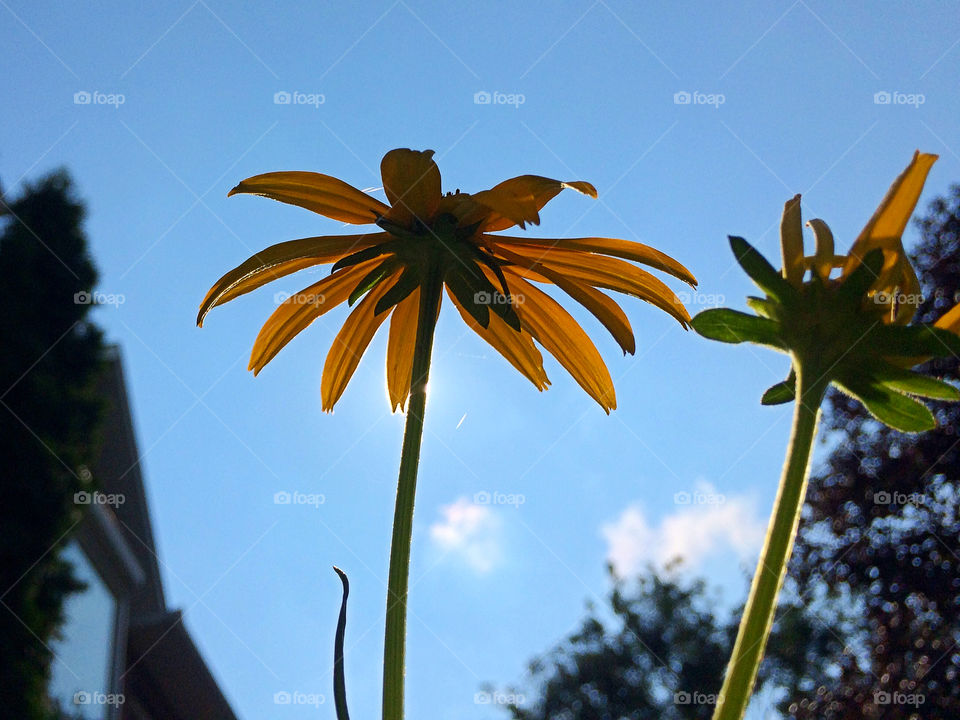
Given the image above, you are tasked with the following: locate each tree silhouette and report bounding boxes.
[0,170,106,719]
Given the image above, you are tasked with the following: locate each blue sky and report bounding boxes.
[4,1,960,718]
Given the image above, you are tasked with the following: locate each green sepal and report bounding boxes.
[869,324,960,358]
[837,248,885,303]
[863,360,960,400]
[729,236,798,305]
[447,261,521,331]
[691,308,786,349]
[446,264,491,328]
[374,266,421,316]
[347,259,397,307]
[835,372,936,432]
[331,241,398,274]
[761,369,796,405]
[747,296,780,320]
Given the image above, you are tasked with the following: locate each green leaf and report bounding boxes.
[348,259,396,306]
[761,369,796,405]
[332,567,351,720]
[837,248,884,303]
[871,324,960,358]
[864,360,960,400]
[374,266,421,316]
[691,308,786,348]
[729,236,798,304]
[835,372,936,432]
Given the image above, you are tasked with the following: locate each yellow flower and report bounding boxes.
[199,148,696,413]
[779,150,937,325]
[694,150,960,431]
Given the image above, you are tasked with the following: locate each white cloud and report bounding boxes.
[601,483,765,576]
[429,497,502,574]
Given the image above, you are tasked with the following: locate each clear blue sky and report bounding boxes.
[3,1,959,718]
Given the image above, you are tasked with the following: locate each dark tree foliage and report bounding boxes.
[0,171,105,719]
[500,564,737,720]
[764,185,960,719]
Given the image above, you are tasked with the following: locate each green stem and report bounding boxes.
[712,360,828,720]
[382,267,443,720]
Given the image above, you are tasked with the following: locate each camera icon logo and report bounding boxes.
[274,91,292,105]
[274,691,292,704]
[473,491,491,505]
[874,91,891,105]
[74,291,92,304]
[873,690,891,705]
[74,491,92,505]
[673,491,691,505]
[274,491,292,505]
[673,91,691,105]
[474,90,491,105]
[74,91,92,105]
[474,291,492,305]
[674,691,691,705]
[474,692,491,704]
[73,691,92,705]
[873,491,891,504]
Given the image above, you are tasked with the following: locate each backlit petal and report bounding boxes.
[471,176,597,231]
[780,195,804,285]
[248,258,382,375]
[321,270,400,411]
[198,233,387,326]
[488,234,696,286]
[504,271,616,412]
[380,149,441,227]
[228,171,389,224]
[386,289,420,412]
[446,287,549,391]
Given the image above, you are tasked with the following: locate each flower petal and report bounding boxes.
[198,233,387,326]
[248,258,382,375]
[493,246,635,354]
[491,243,690,327]
[504,270,616,412]
[386,289,420,412]
[228,172,390,224]
[806,219,835,281]
[470,176,597,231]
[321,270,401,411]
[445,286,549,391]
[935,302,960,334]
[380,149,441,226]
[844,151,938,285]
[488,234,696,286]
[779,194,804,285]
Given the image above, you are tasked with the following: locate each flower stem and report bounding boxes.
[382,267,443,720]
[712,360,828,720]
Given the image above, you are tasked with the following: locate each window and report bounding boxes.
[47,542,119,720]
